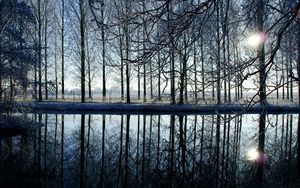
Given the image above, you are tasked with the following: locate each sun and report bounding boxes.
[246,148,259,161]
[245,32,267,48]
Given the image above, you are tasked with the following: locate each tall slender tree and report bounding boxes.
[257,0,266,105]
[101,1,106,101]
[216,0,221,105]
[44,0,49,100]
[167,2,176,104]
[125,0,131,103]
[61,0,65,99]
[80,0,86,103]
[37,0,42,101]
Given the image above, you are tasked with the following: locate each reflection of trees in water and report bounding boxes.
[298,115,300,176]
[239,114,300,187]
[0,113,299,187]
[0,113,62,187]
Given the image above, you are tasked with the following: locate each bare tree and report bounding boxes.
[44,0,49,99]
[80,0,86,102]
[257,0,266,105]
[37,0,42,101]
[61,0,65,99]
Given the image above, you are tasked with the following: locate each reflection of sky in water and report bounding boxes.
[59,113,298,163]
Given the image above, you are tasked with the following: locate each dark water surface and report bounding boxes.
[1,113,300,187]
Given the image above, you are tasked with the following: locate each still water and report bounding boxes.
[0,113,299,187]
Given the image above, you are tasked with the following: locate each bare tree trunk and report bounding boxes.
[288,35,293,100]
[119,26,124,101]
[61,0,65,99]
[54,29,58,100]
[193,41,197,102]
[112,0,123,101]
[125,0,130,103]
[216,0,221,105]
[201,36,205,100]
[179,45,187,105]
[158,50,161,101]
[286,52,290,100]
[257,0,266,105]
[143,58,146,102]
[234,46,238,99]
[170,39,175,104]
[150,59,153,99]
[143,0,147,102]
[179,60,184,105]
[226,0,231,103]
[87,37,92,99]
[80,0,86,103]
[237,47,243,99]
[276,65,279,99]
[137,28,141,100]
[138,64,141,100]
[44,0,49,100]
[221,0,227,103]
[167,2,175,104]
[282,55,285,99]
[101,1,106,101]
[38,0,42,101]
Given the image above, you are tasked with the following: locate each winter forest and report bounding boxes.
[0,0,299,105]
[1,1,300,187]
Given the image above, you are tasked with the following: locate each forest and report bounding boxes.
[0,0,300,106]
[1,1,300,187]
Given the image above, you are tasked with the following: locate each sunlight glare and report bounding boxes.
[246,148,259,161]
[245,32,267,48]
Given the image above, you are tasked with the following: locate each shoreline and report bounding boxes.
[2,101,299,115]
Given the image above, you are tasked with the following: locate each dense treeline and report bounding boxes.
[0,0,300,105]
